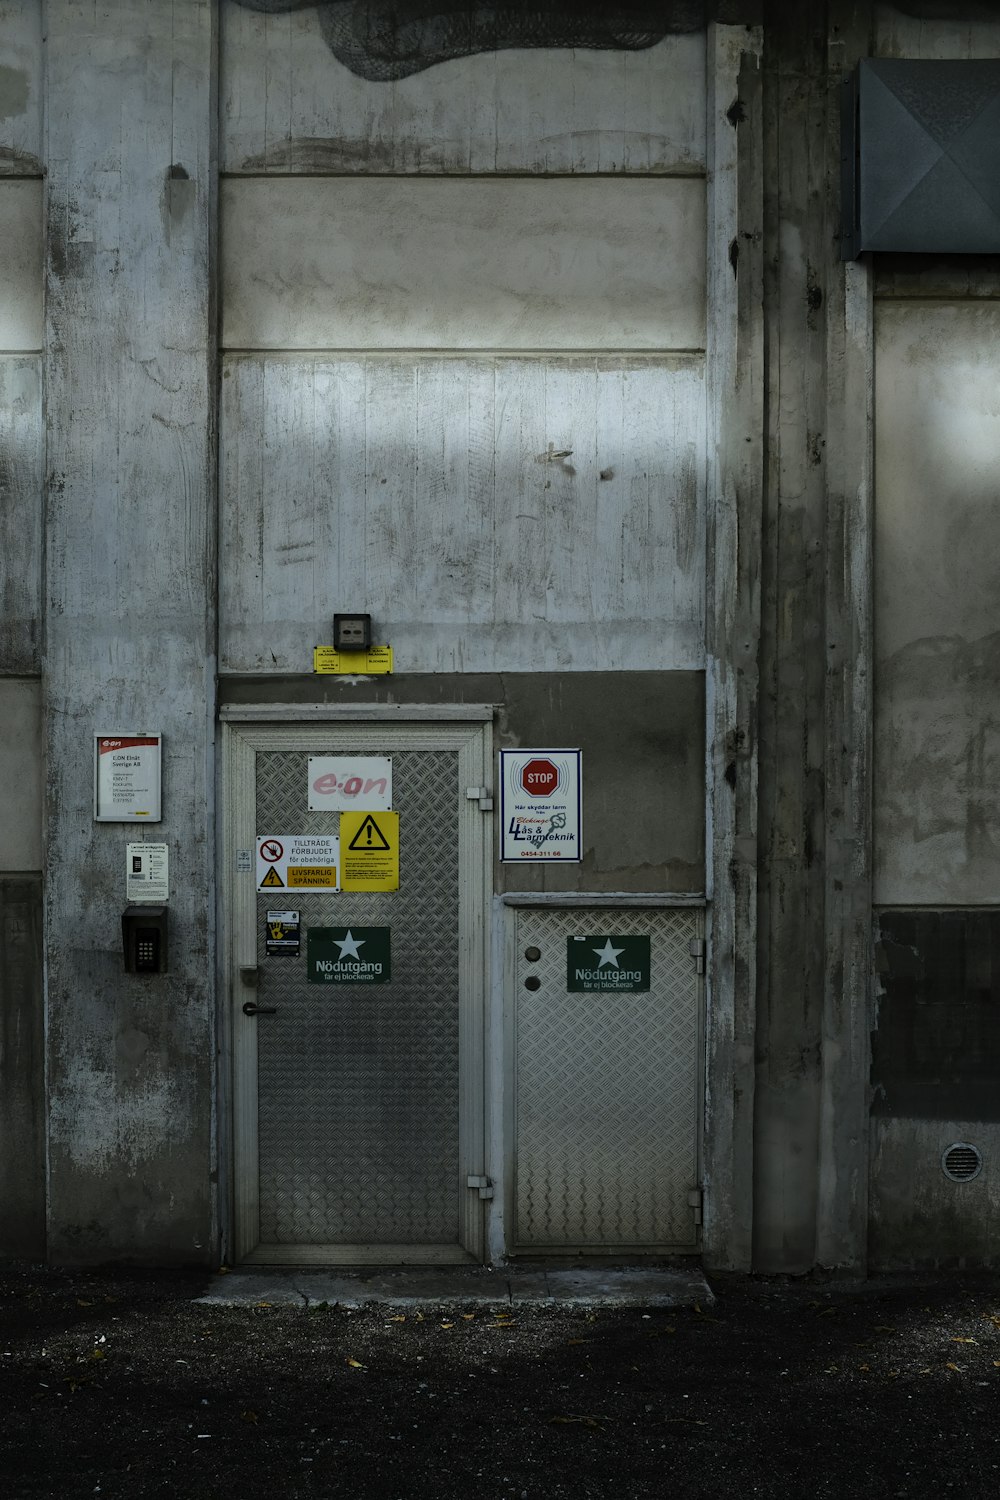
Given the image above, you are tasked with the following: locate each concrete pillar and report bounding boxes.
[44,0,217,1262]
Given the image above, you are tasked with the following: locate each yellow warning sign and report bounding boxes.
[314,646,393,675]
[340,810,399,891]
[260,866,284,888]
[287,864,337,888]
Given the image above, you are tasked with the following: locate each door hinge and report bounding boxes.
[688,938,705,975]
[465,786,494,811]
[466,1174,495,1200]
[688,1187,704,1226]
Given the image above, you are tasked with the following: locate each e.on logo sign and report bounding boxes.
[307,756,393,813]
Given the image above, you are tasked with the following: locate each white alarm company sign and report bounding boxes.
[499,749,582,862]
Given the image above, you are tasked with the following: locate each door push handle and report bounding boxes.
[242,1001,277,1017]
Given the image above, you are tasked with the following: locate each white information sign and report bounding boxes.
[95,733,162,822]
[256,835,341,893]
[307,756,392,812]
[126,842,169,902]
[499,749,583,862]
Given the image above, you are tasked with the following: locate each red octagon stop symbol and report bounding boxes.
[521,757,559,797]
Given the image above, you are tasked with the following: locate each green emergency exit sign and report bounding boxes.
[566,935,650,993]
[308,927,390,984]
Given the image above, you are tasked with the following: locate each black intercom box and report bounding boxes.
[122,905,168,974]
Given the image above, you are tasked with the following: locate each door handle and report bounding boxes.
[242,1001,277,1017]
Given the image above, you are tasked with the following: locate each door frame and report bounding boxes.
[221,712,493,1265]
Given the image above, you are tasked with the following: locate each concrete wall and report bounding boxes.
[219,356,705,676]
[43,0,217,1264]
[874,302,1000,906]
[218,17,708,681]
[867,1,1000,1268]
[220,8,706,175]
[0,1,44,1260]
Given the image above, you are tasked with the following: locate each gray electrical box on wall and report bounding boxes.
[842,59,1000,258]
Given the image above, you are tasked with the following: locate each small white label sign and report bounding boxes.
[127,842,169,901]
[308,756,392,812]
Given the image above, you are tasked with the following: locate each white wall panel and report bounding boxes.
[0,0,42,174]
[220,355,705,674]
[875,301,1000,904]
[222,3,705,176]
[222,178,705,353]
[0,179,42,348]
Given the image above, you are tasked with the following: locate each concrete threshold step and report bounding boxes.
[197,1264,712,1310]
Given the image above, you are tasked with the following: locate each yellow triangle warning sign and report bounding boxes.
[347,814,391,851]
[260,866,284,888]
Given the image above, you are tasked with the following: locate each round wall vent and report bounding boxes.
[941,1142,984,1183]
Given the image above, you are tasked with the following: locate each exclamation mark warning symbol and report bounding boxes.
[347,814,391,851]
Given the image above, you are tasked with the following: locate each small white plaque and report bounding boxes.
[127,842,169,902]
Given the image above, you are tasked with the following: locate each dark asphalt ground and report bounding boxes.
[2,1261,1000,1499]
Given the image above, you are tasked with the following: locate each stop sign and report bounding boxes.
[521,757,559,796]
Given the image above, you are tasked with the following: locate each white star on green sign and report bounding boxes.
[335,929,365,961]
[592,938,625,969]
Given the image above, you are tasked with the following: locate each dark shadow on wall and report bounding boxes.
[231,1,761,80]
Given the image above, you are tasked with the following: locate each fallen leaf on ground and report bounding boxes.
[346,1357,364,1369]
[550,1414,608,1429]
[952,1337,977,1344]
[945,1362,961,1371]
[387,1315,406,1323]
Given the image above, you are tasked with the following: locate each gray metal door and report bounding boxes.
[226,721,490,1265]
[512,905,703,1252]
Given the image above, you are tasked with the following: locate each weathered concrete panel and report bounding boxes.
[0,356,42,670]
[0,877,44,1258]
[221,178,706,352]
[0,178,42,347]
[221,4,706,176]
[0,0,42,175]
[0,678,41,870]
[875,302,1000,904]
[44,1,216,1263]
[870,1117,1000,1268]
[876,4,1000,60]
[220,356,705,674]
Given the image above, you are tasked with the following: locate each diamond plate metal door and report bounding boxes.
[513,907,703,1251]
[228,722,489,1264]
